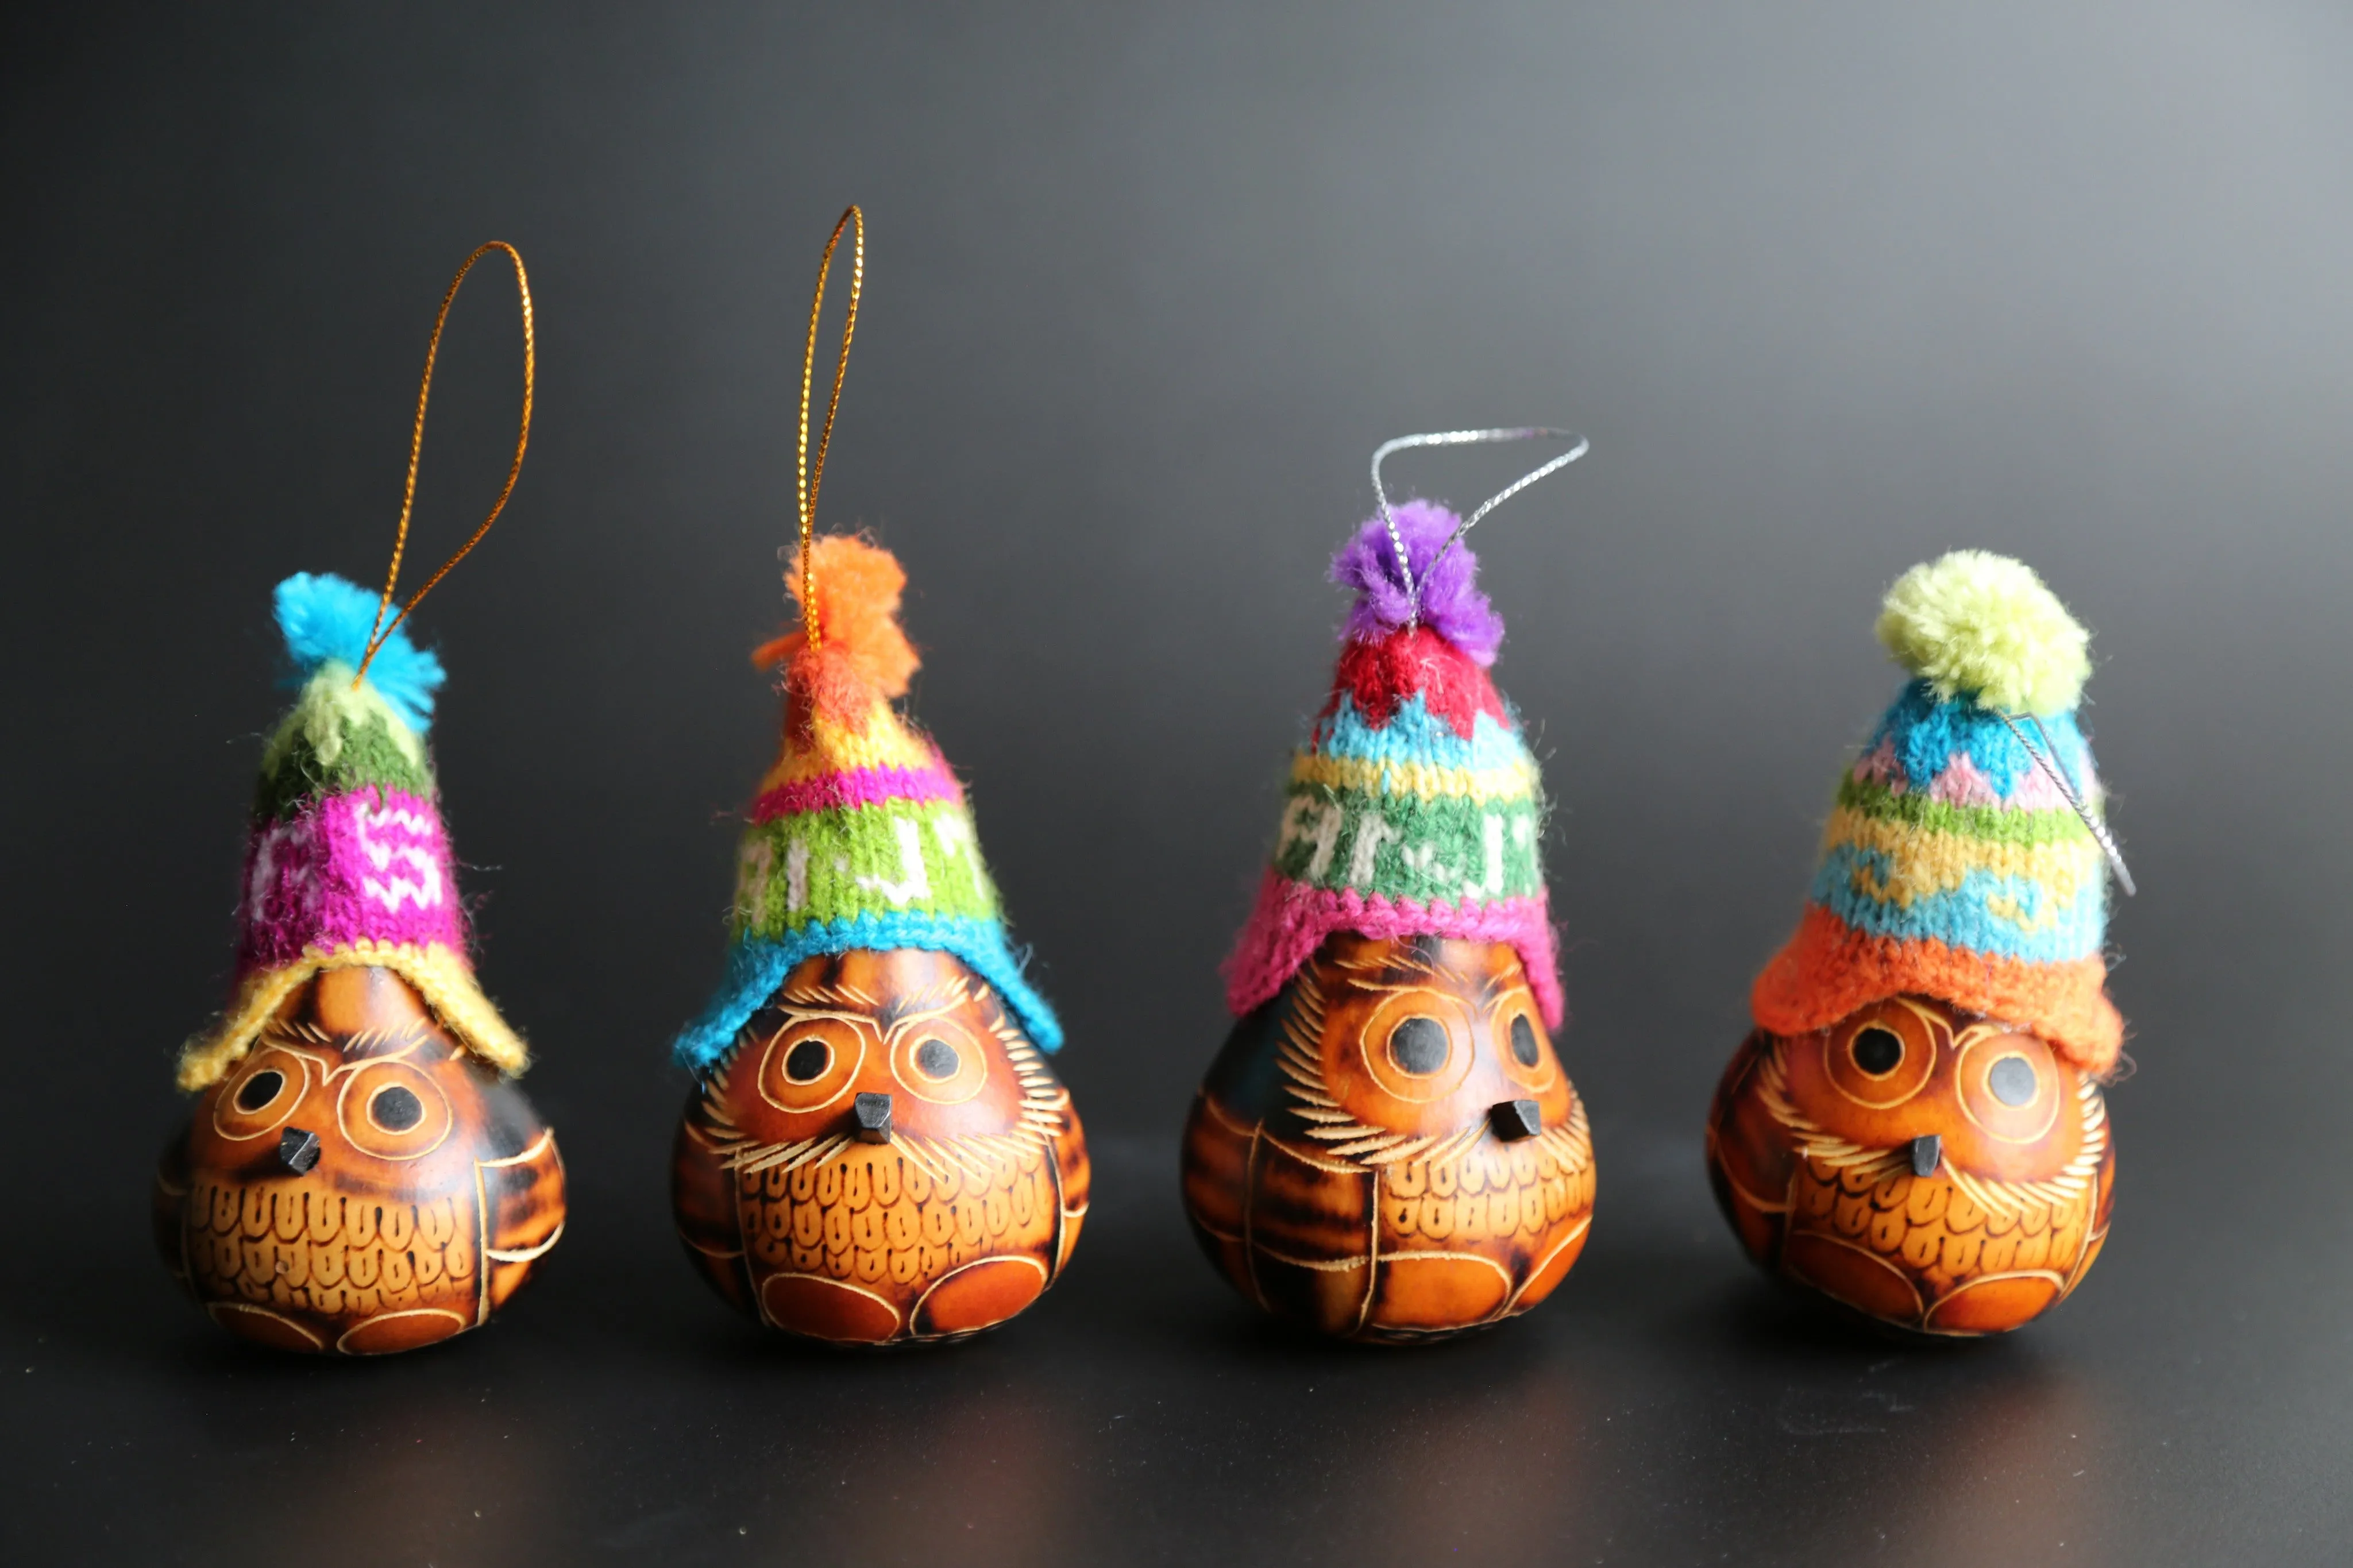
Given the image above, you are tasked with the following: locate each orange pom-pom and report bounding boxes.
[754,534,921,727]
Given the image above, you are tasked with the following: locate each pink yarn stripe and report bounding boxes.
[750,761,963,823]
[1221,871,1564,1029]
[237,787,467,976]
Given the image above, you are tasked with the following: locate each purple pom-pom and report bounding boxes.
[1329,499,1505,665]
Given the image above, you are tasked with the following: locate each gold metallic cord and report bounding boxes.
[797,206,865,650]
[354,241,535,688]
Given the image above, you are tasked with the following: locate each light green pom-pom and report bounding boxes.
[1874,550,2090,716]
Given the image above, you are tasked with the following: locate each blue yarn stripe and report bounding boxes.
[1808,846,2109,963]
[1870,681,2096,798]
[1314,693,1533,772]
[672,913,1064,1071]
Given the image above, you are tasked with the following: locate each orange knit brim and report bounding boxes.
[1752,905,2124,1076]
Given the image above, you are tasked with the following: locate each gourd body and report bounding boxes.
[672,947,1087,1345]
[1705,994,2112,1336]
[1181,933,1594,1343]
[153,965,565,1354]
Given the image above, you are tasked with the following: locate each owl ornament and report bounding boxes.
[669,208,1084,1346]
[1707,551,2133,1337]
[1182,428,1596,1344]
[153,245,562,1354]
[155,573,565,1354]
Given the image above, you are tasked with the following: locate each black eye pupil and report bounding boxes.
[914,1038,961,1079]
[235,1069,284,1112]
[1852,1027,1903,1075]
[783,1040,830,1083]
[1509,1015,1541,1068]
[1989,1055,2038,1107]
[1388,1016,1450,1076]
[371,1085,423,1131]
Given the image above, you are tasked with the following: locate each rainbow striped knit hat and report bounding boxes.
[1751,551,2126,1074]
[673,533,1059,1069]
[176,573,527,1091]
[1224,500,1561,1028]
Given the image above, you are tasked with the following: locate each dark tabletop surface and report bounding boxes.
[7,5,2352,1565]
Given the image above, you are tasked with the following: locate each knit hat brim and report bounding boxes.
[178,939,529,1091]
[1753,905,2123,1075]
[1224,871,1563,1030]
[673,914,1063,1071]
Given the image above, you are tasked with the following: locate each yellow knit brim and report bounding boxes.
[176,940,530,1091]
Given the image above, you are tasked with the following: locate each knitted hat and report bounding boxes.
[1224,499,1561,1028]
[176,573,527,1091]
[1751,550,2126,1074]
[672,533,1060,1069]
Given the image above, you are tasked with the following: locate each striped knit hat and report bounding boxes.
[672,534,1059,1069]
[1224,500,1560,1028]
[176,573,527,1091]
[1752,550,2126,1074]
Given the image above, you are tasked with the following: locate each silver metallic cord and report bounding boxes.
[1371,427,1590,617]
[1995,711,2137,897]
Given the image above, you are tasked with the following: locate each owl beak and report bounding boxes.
[277,1127,322,1176]
[1909,1134,1942,1178]
[852,1092,894,1144]
[1489,1099,1542,1141]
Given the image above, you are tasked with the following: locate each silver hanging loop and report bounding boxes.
[1371,428,1590,620]
[1993,710,2136,897]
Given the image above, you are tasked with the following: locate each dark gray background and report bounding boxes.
[6,3,2350,1563]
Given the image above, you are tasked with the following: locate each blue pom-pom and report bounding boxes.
[273,572,445,732]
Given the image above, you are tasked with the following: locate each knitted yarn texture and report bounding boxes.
[1224,501,1562,1028]
[177,573,527,1090]
[1751,552,2124,1073]
[672,534,1060,1071]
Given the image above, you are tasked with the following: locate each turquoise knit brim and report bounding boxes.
[672,912,1064,1072]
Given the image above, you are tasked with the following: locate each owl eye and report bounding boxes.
[369,1085,425,1132]
[1492,998,1557,1092]
[1355,991,1473,1104]
[211,1045,310,1141]
[755,1017,866,1115]
[335,1060,453,1160]
[1988,1055,2037,1107]
[782,1038,832,1083]
[236,1069,287,1113]
[1851,1028,1904,1076]
[1957,1030,2061,1142]
[891,1016,988,1106]
[1822,1005,1937,1108]
[1387,1016,1449,1076]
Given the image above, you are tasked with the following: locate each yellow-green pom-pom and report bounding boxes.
[1875,550,2090,716]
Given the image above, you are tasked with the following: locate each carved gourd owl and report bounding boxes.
[1714,553,2131,1335]
[674,948,1087,1343]
[670,214,1080,1342]
[1183,934,1593,1342]
[1189,435,1595,1341]
[160,564,563,1353]
[1706,997,2109,1335]
[156,965,565,1354]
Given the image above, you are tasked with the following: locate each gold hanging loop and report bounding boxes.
[796,206,866,650]
[354,241,535,687]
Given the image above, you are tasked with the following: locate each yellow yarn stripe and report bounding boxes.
[1289,751,1538,804]
[176,940,530,1091]
[757,697,937,791]
[1822,806,2102,920]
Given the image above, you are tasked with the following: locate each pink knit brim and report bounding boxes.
[1222,870,1563,1029]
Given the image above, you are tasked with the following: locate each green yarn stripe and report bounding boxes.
[731,798,1002,940]
[1272,781,1544,904]
[254,711,437,821]
[1834,776,2096,847]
